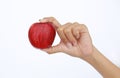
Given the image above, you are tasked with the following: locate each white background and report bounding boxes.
[0,0,120,78]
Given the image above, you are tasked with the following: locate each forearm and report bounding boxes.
[83,46,120,78]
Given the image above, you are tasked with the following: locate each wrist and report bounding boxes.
[81,46,98,63]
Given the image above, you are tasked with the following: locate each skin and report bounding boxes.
[40,17,120,78]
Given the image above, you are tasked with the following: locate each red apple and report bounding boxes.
[28,22,56,49]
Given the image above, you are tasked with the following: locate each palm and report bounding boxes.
[57,32,93,58]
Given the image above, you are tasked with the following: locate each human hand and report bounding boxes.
[40,17,120,78]
[41,17,93,58]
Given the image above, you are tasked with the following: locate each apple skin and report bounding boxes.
[28,22,56,49]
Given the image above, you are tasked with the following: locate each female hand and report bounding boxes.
[41,17,93,58]
[40,17,120,78]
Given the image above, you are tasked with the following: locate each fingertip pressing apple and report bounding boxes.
[40,17,61,30]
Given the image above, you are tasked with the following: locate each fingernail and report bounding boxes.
[76,34,79,39]
[66,43,72,48]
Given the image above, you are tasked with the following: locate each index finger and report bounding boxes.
[40,17,61,30]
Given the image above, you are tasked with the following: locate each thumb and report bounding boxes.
[42,44,61,54]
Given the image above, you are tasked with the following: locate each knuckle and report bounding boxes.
[82,24,88,30]
[75,30,79,34]
[66,22,72,25]
[50,17,55,21]
[63,22,72,26]
[81,24,86,28]
[73,22,79,25]
[57,27,63,32]
[64,29,71,34]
